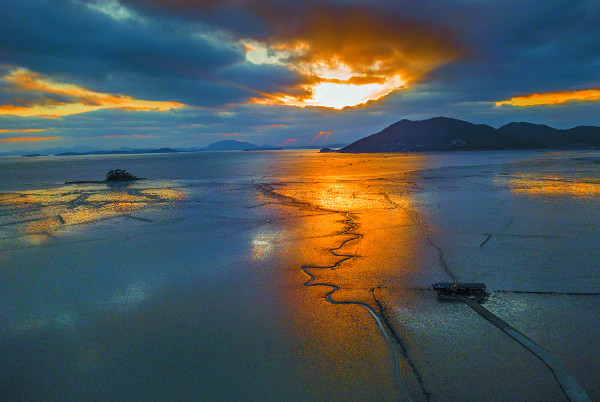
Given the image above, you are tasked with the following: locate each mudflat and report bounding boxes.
[1,150,598,400]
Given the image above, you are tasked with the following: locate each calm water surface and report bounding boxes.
[2,150,599,400]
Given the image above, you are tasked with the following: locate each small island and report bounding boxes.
[106,169,140,181]
[65,169,145,184]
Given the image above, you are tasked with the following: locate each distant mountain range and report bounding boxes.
[5,117,600,156]
[55,147,179,156]
[340,117,600,153]
[199,140,348,151]
[201,140,260,151]
[1,140,347,157]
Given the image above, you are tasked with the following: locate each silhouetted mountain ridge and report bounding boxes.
[200,140,260,151]
[56,148,179,156]
[340,117,600,153]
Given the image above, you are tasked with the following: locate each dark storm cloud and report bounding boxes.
[216,63,304,97]
[116,0,600,101]
[325,0,600,127]
[0,0,303,106]
[2,0,600,152]
[118,0,464,89]
[0,1,239,73]
[423,0,600,99]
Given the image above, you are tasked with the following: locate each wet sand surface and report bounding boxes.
[1,151,599,400]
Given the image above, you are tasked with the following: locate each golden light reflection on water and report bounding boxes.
[0,185,187,245]
[253,199,402,395]
[296,181,394,211]
[254,153,426,288]
[0,192,79,206]
[140,188,186,202]
[501,174,600,198]
[250,154,430,396]
[252,238,274,260]
[25,217,63,234]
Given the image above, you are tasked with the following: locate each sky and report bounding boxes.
[1,0,600,151]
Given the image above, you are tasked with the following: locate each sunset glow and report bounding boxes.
[0,69,185,117]
[243,47,409,108]
[0,129,47,133]
[278,138,297,146]
[496,89,600,107]
[309,131,325,145]
[503,174,600,198]
[3,0,600,399]
[0,187,186,245]
[280,75,406,109]
[0,136,60,143]
[1,0,598,150]
[242,4,455,110]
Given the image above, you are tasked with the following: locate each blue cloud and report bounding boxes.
[0,0,251,106]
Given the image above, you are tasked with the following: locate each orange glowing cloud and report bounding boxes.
[117,0,462,109]
[0,136,60,143]
[0,68,186,117]
[278,138,297,146]
[224,133,240,136]
[0,105,29,113]
[309,131,325,145]
[5,69,128,106]
[0,128,46,133]
[242,4,462,109]
[496,89,600,107]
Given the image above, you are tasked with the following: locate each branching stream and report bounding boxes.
[255,183,430,401]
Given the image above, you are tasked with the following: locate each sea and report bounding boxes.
[1,150,599,400]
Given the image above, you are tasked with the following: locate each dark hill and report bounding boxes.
[201,140,259,151]
[340,117,600,153]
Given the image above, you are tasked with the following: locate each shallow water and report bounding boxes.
[1,150,599,400]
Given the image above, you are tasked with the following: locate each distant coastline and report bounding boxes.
[9,116,600,157]
[6,141,348,157]
[55,148,179,156]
